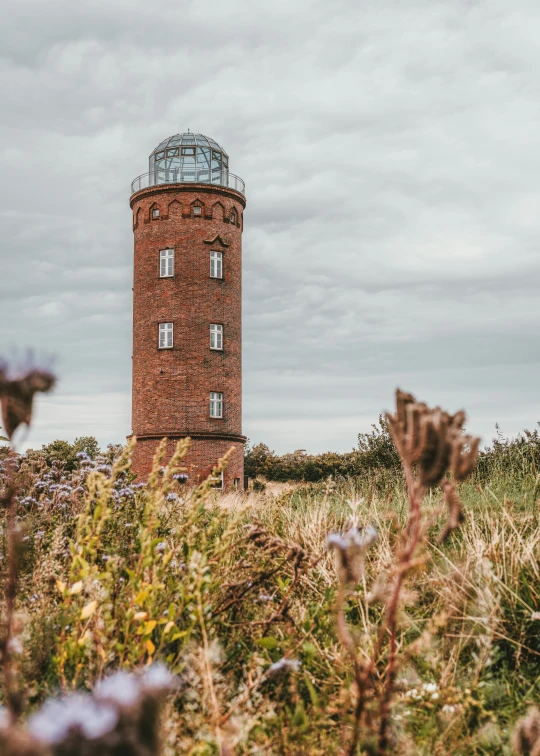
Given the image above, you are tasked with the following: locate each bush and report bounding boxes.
[26,436,101,472]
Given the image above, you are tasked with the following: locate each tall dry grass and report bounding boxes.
[0,366,538,754]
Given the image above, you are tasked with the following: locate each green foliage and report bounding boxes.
[246,419,540,490]
[245,416,402,484]
[28,435,101,471]
[2,434,540,753]
[474,423,540,483]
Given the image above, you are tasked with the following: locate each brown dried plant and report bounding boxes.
[512,707,540,756]
[329,389,480,755]
[0,360,56,723]
[0,360,56,441]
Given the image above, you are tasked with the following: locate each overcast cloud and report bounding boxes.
[1,0,539,453]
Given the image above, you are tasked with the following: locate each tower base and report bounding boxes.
[130,435,245,490]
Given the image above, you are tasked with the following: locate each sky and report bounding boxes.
[1,0,539,454]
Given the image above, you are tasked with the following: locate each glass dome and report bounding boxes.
[150,132,228,181]
[131,133,244,195]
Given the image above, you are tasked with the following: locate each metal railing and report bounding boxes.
[131,168,245,196]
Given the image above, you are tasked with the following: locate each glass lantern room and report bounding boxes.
[150,133,228,180]
[130,133,244,195]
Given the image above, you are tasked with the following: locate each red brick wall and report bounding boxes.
[130,183,246,487]
[131,436,245,488]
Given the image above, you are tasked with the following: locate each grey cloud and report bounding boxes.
[1,0,539,452]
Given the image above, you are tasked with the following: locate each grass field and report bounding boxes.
[0,428,539,754]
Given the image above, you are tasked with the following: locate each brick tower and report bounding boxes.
[129,133,246,487]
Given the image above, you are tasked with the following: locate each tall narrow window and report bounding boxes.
[159,249,174,277]
[158,322,173,349]
[210,250,223,279]
[152,207,160,219]
[210,392,223,418]
[210,470,224,489]
[210,323,223,350]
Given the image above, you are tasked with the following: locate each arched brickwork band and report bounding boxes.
[129,134,246,488]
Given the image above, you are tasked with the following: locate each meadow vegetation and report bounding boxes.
[0,361,539,754]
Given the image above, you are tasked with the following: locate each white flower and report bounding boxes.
[0,707,9,730]
[7,638,23,655]
[327,534,347,550]
[268,658,301,675]
[141,663,176,694]
[327,525,378,583]
[28,695,117,743]
[95,671,140,707]
[405,688,419,699]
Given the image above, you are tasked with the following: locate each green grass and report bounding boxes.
[2,442,540,754]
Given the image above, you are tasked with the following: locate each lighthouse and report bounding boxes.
[129,133,246,488]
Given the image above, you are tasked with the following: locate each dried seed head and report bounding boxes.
[512,707,540,755]
[0,360,56,440]
[386,389,480,488]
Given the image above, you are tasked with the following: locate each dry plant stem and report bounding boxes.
[342,464,425,756]
[196,568,223,749]
[377,475,426,754]
[0,465,22,720]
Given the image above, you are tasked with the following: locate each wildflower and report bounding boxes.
[95,671,140,708]
[327,525,378,584]
[7,638,23,655]
[0,707,9,729]
[531,611,540,621]
[141,663,177,695]
[28,695,117,744]
[404,688,420,699]
[268,658,301,676]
